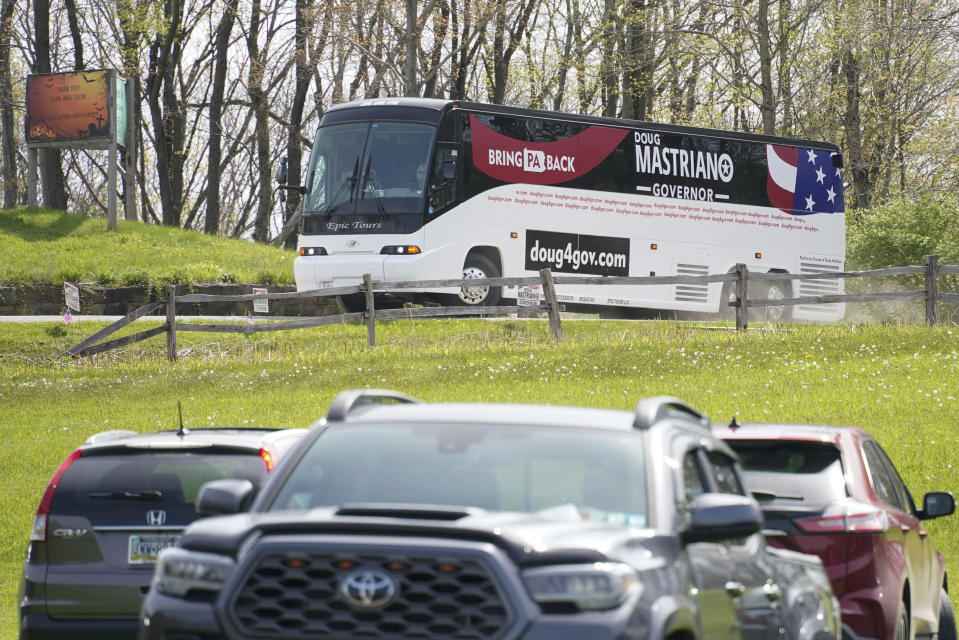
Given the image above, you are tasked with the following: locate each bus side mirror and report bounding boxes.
[276,156,288,184]
[442,158,457,180]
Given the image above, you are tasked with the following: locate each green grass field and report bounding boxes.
[0,207,294,286]
[1,318,958,637]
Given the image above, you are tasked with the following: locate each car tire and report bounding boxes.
[940,590,958,640]
[446,254,502,307]
[894,604,909,640]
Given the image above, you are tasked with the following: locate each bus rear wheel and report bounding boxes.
[448,254,502,307]
[758,280,791,323]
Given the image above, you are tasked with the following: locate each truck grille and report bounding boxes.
[229,548,511,639]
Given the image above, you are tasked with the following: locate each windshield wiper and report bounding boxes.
[324,156,359,219]
[751,490,803,502]
[88,490,163,500]
[361,162,388,220]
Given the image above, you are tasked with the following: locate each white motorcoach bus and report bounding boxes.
[292,98,845,321]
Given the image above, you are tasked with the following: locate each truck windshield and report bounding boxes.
[302,121,435,219]
[267,422,649,528]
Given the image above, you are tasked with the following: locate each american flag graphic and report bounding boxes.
[766,145,844,215]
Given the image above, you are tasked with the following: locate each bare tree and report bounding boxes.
[33,0,67,210]
[0,0,18,208]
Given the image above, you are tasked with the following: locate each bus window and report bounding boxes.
[356,122,434,215]
[302,122,367,214]
[428,144,459,219]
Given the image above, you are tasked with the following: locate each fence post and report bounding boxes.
[735,263,748,332]
[363,273,376,347]
[925,254,939,327]
[165,284,177,362]
[539,268,564,342]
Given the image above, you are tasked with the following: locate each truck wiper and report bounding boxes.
[751,490,803,502]
[88,490,163,500]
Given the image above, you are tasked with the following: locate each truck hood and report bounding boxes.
[179,505,663,567]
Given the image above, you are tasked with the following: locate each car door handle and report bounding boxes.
[725,581,746,597]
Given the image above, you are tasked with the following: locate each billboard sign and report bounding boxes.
[25,70,118,148]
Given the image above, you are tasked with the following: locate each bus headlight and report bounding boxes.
[155,548,234,597]
[381,245,421,255]
[521,562,640,611]
[299,247,328,256]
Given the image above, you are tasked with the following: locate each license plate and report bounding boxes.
[128,534,179,564]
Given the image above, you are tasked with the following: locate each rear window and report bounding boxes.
[726,440,847,506]
[51,450,268,525]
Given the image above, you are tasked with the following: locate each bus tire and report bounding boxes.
[448,254,502,307]
[758,279,792,323]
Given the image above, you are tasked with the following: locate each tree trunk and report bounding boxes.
[757,0,776,135]
[600,0,618,117]
[117,0,144,220]
[145,0,186,227]
[247,0,272,242]
[205,0,238,234]
[64,0,84,69]
[621,0,654,121]
[33,0,67,210]
[281,0,314,249]
[0,0,17,208]
[842,49,870,209]
[405,0,417,95]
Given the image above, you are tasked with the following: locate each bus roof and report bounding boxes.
[323,97,841,152]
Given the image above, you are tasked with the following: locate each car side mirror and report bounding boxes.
[276,156,288,184]
[196,478,256,516]
[442,158,457,180]
[918,491,955,520]
[681,493,763,544]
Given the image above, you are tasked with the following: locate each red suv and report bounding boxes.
[716,423,956,640]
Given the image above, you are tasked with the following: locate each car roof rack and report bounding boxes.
[633,396,709,430]
[326,389,420,422]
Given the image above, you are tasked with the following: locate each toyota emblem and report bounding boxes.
[339,569,397,609]
[146,510,167,526]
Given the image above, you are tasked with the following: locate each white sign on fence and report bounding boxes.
[64,282,80,311]
[253,287,269,313]
[517,284,542,306]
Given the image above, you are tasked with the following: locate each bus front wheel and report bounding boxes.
[448,254,502,307]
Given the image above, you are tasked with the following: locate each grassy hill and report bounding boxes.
[1,320,958,638]
[0,207,295,286]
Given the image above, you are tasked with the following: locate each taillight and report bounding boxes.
[259,447,275,472]
[32,449,83,542]
[795,500,888,533]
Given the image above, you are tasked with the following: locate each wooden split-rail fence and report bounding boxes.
[63,256,959,361]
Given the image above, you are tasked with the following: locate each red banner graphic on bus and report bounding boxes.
[470,114,629,185]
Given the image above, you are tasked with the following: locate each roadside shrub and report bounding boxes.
[846,197,959,322]
[848,196,959,269]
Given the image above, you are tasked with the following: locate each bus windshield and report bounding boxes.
[303,121,435,218]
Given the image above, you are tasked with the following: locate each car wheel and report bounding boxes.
[448,254,502,307]
[940,590,957,640]
[894,604,909,640]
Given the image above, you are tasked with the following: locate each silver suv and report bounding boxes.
[141,391,840,639]
[19,426,305,640]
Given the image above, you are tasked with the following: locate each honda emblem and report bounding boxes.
[146,510,167,526]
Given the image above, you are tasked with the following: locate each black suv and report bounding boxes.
[140,391,839,639]
[19,426,306,640]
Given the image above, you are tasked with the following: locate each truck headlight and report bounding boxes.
[522,562,640,611]
[155,548,235,597]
